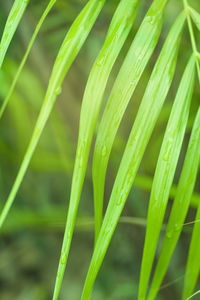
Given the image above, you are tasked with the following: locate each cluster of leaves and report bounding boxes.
[0,0,199,299]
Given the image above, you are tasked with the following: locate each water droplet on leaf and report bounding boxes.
[163,137,173,161]
[96,56,106,66]
[166,230,173,239]
[102,145,107,157]
[55,86,62,95]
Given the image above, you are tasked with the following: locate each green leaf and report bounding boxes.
[0,0,29,68]
[81,11,185,300]
[139,55,195,300]
[182,111,200,298]
[92,0,168,242]
[189,6,200,31]
[148,107,200,300]
[0,0,106,226]
[52,0,140,298]
[0,0,57,119]
[183,228,200,300]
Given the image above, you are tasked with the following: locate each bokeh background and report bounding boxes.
[0,0,200,299]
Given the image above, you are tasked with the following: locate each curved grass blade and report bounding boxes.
[82,0,140,243]
[86,0,140,244]
[139,55,195,300]
[183,215,200,300]
[81,12,185,300]
[0,0,106,228]
[189,7,200,31]
[0,0,29,68]
[92,0,168,241]
[182,135,200,299]
[147,107,200,300]
[52,0,140,297]
[0,0,56,119]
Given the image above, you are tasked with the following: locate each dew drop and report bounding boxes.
[116,191,124,206]
[77,141,85,168]
[77,141,85,157]
[174,224,181,232]
[146,15,155,25]
[101,145,107,157]
[79,157,83,168]
[96,56,106,66]
[138,54,143,62]
[163,152,169,162]
[163,137,173,161]
[61,252,67,265]
[130,81,135,86]
[114,32,119,41]
[166,230,173,239]
[104,225,111,237]
[77,148,81,158]
[127,172,132,184]
[195,51,199,61]
[55,86,62,95]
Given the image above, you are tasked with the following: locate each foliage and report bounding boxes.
[0,0,199,299]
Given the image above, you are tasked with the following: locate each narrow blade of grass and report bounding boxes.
[139,55,195,300]
[52,0,140,298]
[92,0,168,241]
[189,7,200,31]
[0,0,106,228]
[183,220,200,300]
[0,0,56,119]
[182,119,200,299]
[0,0,29,68]
[81,12,185,300]
[147,107,200,300]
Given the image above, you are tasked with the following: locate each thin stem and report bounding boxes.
[0,0,57,119]
[186,290,200,300]
[183,0,200,83]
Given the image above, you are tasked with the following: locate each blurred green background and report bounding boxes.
[0,0,200,299]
